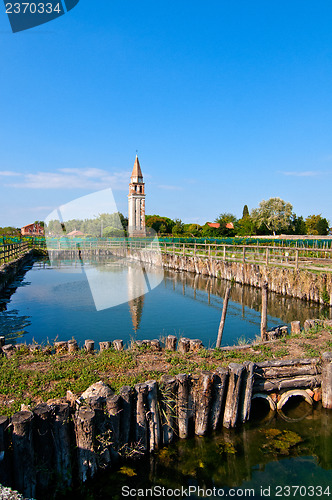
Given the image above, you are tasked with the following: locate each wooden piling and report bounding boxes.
[119,386,135,445]
[84,339,95,353]
[210,367,229,431]
[150,339,161,351]
[291,321,301,335]
[194,371,214,436]
[0,336,5,347]
[0,415,11,486]
[165,335,177,351]
[74,406,98,483]
[107,394,122,452]
[176,374,190,439]
[54,341,68,354]
[160,375,177,445]
[216,286,231,348]
[190,339,203,352]
[322,352,332,409]
[99,341,112,352]
[67,339,78,353]
[146,380,161,451]
[260,282,268,341]
[113,339,124,351]
[177,337,190,354]
[33,404,53,494]
[134,383,148,452]
[223,363,245,429]
[11,411,36,498]
[240,361,255,423]
[52,404,72,490]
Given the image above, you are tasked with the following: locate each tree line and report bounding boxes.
[1,197,330,238]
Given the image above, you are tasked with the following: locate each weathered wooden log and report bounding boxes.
[177,338,190,354]
[165,335,177,351]
[0,415,11,486]
[194,371,214,436]
[84,339,95,353]
[291,321,301,335]
[99,341,112,352]
[256,357,320,368]
[11,411,36,498]
[52,404,72,490]
[146,380,161,451]
[176,374,190,438]
[159,375,177,445]
[240,361,255,423]
[113,339,124,351]
[210,367,229,431]
[54,341,68,353]
[216,286,231,348]
[74,406,98,483]
[142,340,152,348]
[150,339,161,351]
[304,319,321,331]
[190,339,203,352]
[107,394,122,452]
[253,375,321,392]
[119,386,135,445]
[2,344,14,356]
[134,383,148,452]
[87,396,111,468]
[260,282,268,341]
[255,364,321,379]
[223,363,244,428]
[67,339,78,353]
[33,404,53,494]
[322,352,332,409]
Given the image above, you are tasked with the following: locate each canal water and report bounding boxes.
[0,256,329,347]
[62,401,332,500]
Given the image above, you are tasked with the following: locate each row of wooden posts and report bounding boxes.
[1,341,332,498]
[0,242,30,265]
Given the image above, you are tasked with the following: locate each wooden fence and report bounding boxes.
[0,241,30,265]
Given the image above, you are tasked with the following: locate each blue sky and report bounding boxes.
[1,1,332,227]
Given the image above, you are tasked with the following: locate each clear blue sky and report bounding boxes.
[1,1,332,227]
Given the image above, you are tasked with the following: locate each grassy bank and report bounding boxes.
[1,323,332,417]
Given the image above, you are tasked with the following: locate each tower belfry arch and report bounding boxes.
[128,155,146,237]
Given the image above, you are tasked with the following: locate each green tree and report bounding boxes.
[102,226,124,237]
[214,213,238,236]
[172,219,184,235]
[242,205,249,219]
[251,198,294,235]
[305,214,330,235]
[146,215,175,234]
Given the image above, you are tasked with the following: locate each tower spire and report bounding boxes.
[128,155,146,237]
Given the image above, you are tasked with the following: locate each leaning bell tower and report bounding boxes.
[128,155,146,237]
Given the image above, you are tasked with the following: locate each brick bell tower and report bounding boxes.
[128,155,146,237]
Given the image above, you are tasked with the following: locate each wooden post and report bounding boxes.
[113,339,124,351]
[119,386,135,446]
[223,363,244,428]
[291,321,301,335]
[99,341,112,352]
[216,286,231,348]
[11,411,36,498]
[134,383,148,452]
[265,247,269,265]
[146,380,161,451]
[67,339,78,353]
[0,416,11,486]
[165,335,177,351]
[0,336,5,347]
[260,282,268,341]
[33,404,53,494]
[54,341,68,354]
[183,244,185,256]
[194,371,214,436]
[160,375,177,445]
[189,339,203,352]
[322,352,332,409]
[74,406,98,483]
[223,246,226,261]
[84,339,95,353]
[240,361,255,423]
[242,246,246,263]
[177,337,190,354]
[52,404,72,490]
[210,367,229,431]
[107,394,122,457]
[176,374,190,439]
[295,249,299,271]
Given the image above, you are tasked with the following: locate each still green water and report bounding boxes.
[64,401,332,500]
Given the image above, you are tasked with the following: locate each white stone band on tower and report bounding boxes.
[128,155,146,237]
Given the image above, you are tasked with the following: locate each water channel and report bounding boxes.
[0,256,329,346]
